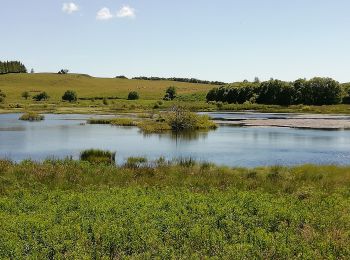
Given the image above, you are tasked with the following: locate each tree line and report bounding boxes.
[0,61,27,74]
[132,76,225,85]
[206,77,346,106]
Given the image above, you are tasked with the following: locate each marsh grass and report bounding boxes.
[19,112,44,121]
[88,118,137,126]
[0,159,350,258]
[136,120,172,133]
[124,157,148,169]
[110,118,137,126]
[87,118,114,124]
[80,149,116,165]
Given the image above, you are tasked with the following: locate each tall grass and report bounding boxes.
[19,112,44,121]
[80,149,116,164]
[0,159,350,258]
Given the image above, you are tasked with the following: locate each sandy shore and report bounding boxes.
[214,114,350,129]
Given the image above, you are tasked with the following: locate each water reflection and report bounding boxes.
[0,113,349,167]
[142,130,209,142]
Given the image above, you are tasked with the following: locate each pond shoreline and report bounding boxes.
[3,111,350,130]
[215,118,350,130]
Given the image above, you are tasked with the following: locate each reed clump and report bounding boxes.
[80,149,116,165]
[19,112,45,121]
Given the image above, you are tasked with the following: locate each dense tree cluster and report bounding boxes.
[342,83,350,104]
[0,61,27,74]
[115,75,128,79]
[132,76,225,85]
[206,78,343,106]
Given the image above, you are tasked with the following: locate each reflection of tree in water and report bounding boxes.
[169,130,209,142]
[141,130,210,142]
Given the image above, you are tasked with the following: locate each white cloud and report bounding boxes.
[96,7,114,20]
[62,3,79,14]
[116,6,135,18]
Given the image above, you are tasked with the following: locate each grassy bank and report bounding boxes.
[0,159,349,258]
[1,73,350,114]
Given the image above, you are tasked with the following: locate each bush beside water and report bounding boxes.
[19,112,44,121]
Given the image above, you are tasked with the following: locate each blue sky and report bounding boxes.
[1,0,350,82]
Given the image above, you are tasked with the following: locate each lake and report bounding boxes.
[0,113,349,167]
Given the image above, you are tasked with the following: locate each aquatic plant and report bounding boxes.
[87,118,114,124]
[80,149,116,164]
[124,156,148,168]
[19,112,44,121]
[110,118,136,126]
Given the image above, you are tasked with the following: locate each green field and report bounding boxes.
[0,159,349,258]
[2,73,350,114]
[0,73,212,101]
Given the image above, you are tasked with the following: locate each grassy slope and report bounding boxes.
[0,73,213,102]
[1,73,350,114]
[0,160,349,258]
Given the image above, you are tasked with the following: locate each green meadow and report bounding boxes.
[1,73,350,114]
[0,159,349,258]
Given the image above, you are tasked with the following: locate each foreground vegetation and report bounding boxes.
[0,159,349,258]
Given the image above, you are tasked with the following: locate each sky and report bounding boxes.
[1,0,350,82]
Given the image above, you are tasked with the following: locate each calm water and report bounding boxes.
[0,113,350,167]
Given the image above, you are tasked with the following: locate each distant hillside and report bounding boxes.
[0,73,215,102]
[131,76,226,85]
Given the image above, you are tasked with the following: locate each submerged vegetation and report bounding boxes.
[0,158,349,258]
[19,112,44,121]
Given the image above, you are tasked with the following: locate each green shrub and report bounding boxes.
[128,91,140,100]
[33,91,49,101]
[163,106,217,131]
[80,149,116,164]
[19,112,44,121]
[62,90,77,102]
[21,91,30,100]
[163,86,177,100]
[0,90,6,103]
